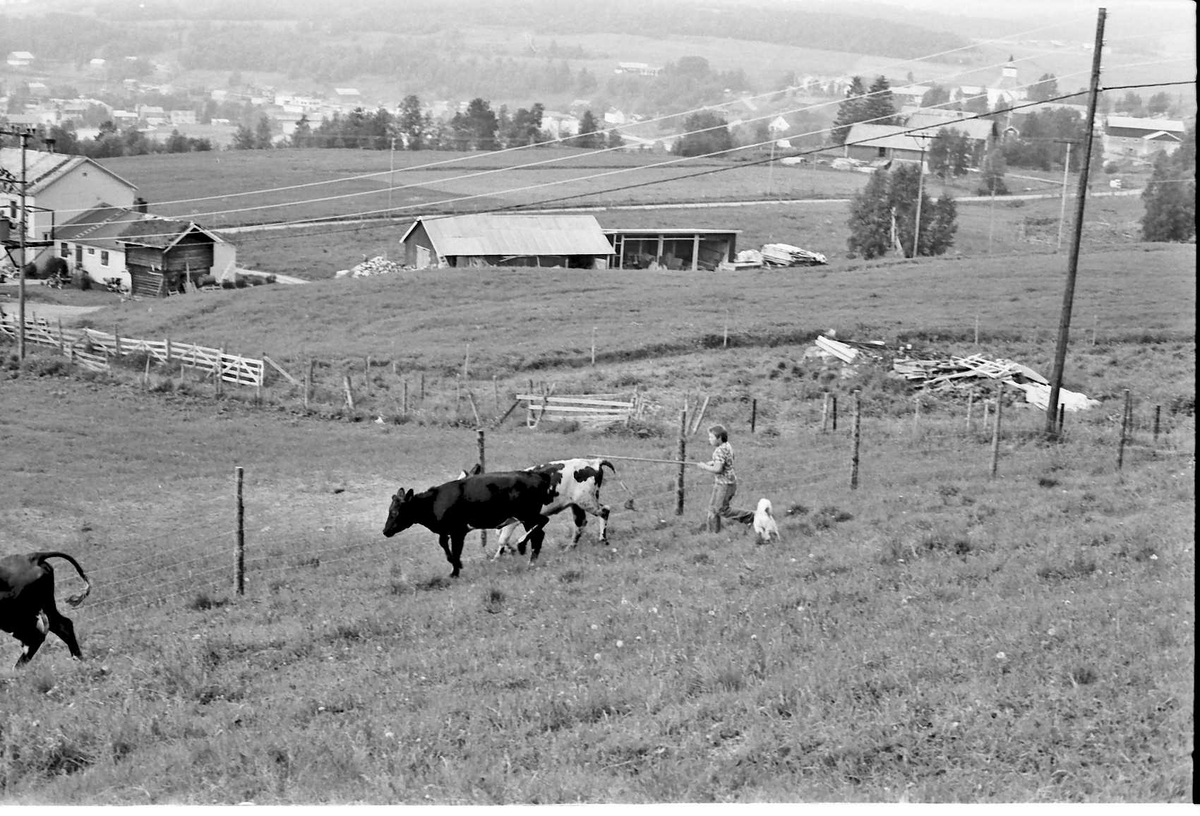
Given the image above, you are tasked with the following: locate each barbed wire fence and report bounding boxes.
[76,396,1193,625]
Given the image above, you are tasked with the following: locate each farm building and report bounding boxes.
[0,147,138,268]
[55,204,235,296]
[843,123,929,164]
[400,214,615,269]
[1102,116,1186,161]
[603,228,739,271]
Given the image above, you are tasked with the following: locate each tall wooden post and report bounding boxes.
[851,391,861,490]
[832,394,838,432]
[821,392,830,433]
[304,358,313,410]
[477,429,487,550]
[675,408,687,516]
[990,386,1003,479]
[1118,389,1131,470]
[750,398,757,434]
[235,466,245,596]
[1153,404,1161,446]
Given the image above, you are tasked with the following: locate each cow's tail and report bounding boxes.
[599,459,616,474]
[32,551,92,607]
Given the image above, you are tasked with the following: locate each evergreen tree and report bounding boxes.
[606,128,625,149]
[575,110,601,148]
[977,146,1009,195]
[831,76,867,145]
[253,115,274,149]
[290,114,313,148]
[862,75,898,126]
[846,169,893,259]
[1141,125,1196,242]
[232,122,255,150]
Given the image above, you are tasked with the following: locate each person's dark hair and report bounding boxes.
[708,424,728,443]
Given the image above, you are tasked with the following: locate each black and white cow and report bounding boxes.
[458,458,615,559]
[383,470,559,577]
[0,551,92,669]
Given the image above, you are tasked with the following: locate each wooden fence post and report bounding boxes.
[966,391,974,434]
[114,325,121,357]
[304,359,313,410]
[235,466,245,596]
[750,398,757,434]
[477,428,487,551]
[1118,389,1131,471]
[990,386,1003,479]
[344,375,355,410]
[675,408,687,517]
[851,391,861,490]
[493,375,499,412]
[216,346,225,397]
[1153,404,1161,446]
[913,396,921,434]
[832,394,838,432]
[420,372,426,403]
[57,317,64,352]
[165,334,172,363]
[256,352,264,406]
[821,392,830,433]
[402,378,409,415]
[1057,404,1065,438]
[591,326,596,366]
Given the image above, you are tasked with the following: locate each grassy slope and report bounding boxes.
[1,149,1194,805]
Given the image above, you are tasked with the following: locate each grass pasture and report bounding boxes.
[0,233,1195,802]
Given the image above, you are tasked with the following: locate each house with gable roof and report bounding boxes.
[0,147,137,269]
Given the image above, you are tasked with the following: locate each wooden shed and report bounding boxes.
[122,218,221,297]
[603,228,739,271]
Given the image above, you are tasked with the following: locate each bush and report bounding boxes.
[44,257,68,279]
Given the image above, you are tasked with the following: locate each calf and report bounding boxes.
[0,551,92,669]
[383,470,558,577]
[459,458,615,559]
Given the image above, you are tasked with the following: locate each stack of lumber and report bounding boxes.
[761,243,828,267]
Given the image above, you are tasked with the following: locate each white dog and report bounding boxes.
[753,497,780,544]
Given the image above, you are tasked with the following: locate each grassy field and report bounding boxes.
[0,217,1194,802]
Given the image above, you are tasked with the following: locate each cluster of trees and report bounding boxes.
[847,163,957,260]
[1001,108,1096,173]
[5,121,213,159]
[231,97,624,152]
[832,76,899,144]
[1141,123,1196,242]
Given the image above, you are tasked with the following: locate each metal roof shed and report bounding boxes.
[400,214,615,269]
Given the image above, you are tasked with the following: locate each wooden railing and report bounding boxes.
[0,313,263,387]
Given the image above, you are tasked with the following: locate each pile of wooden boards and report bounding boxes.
[761,243,828,267]
[892,353,1041,391]
[811,334,1100,411]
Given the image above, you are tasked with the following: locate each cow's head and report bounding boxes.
[383,488,416,537]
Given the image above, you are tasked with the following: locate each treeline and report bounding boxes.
[236,97,626,152]
[4,121,214,158]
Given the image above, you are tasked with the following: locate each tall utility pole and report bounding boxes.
[0,127,34,359]
[1046,7,1106,440]
[1057,141,1074,252]
[911,142,927,258]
